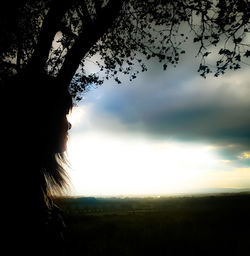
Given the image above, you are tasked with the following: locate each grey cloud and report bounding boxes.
[78,56,250,164]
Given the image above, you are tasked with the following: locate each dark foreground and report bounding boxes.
[55,193,250,256]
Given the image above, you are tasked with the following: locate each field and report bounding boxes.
[55,193,250,256]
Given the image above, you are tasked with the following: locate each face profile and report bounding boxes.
[54,111,72,154]
[31,73,74,156]
[3,70,74,192]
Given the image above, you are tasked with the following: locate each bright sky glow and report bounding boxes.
[65,43,250,197]
[66,107,250,197]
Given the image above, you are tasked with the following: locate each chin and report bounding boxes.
[52,134,68,153]
[53,141,67,154]
[58,143,67,153]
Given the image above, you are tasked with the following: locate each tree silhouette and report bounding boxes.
[1,1,249,253]
[1,0,249,100]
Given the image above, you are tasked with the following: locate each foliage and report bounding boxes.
[1,0,250,100]
[56,194,250,256]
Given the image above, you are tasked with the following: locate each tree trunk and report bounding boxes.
[27,0,75,74]
[57,0,125,88]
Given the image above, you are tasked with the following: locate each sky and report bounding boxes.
[65,40,250,197]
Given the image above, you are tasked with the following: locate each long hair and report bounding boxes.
[37,74,73,196]
[1,70,73,197]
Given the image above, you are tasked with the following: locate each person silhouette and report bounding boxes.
[1,70,73,255]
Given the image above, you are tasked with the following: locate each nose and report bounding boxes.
[68,122,72,130]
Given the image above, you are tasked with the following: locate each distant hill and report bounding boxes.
[184,187,250,195]
[55,190,250,214]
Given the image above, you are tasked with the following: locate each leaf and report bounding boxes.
[233,37,242,44]
[244,50,250,57]
[235,54,241,61]
[203,52,211,57]
[193,37,200,43]
[115,77,121,84]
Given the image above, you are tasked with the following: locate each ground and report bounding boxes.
[55,193,250,256]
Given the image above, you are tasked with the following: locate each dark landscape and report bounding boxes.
[55,192,250,256]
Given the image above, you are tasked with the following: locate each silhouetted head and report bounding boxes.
[1,69,74,254]
[1,70,73,195]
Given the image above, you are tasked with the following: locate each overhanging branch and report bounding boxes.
[57,0,125,87]
[27,0,75,74]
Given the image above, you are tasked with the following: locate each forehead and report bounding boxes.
[34,75,73,108]
[4,72,73,105]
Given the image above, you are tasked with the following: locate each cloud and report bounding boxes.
[239,152,250,159]
[71,49,250,168]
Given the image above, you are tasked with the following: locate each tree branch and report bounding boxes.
[26,0,75,73]
[57,0,125,87]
